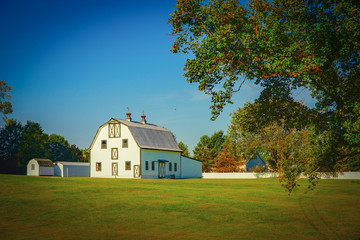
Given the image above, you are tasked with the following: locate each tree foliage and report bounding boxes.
[47,134,73,162]
[228,102,324,193]
[214,141,242,172]
[17,121,49,168]
[170,0,360,178]
[193,130,225,171]
[0,119,83,173]
[0,119,23,173]
[0,80,12,119]
[178,141,191,157]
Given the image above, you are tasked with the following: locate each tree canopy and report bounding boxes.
[0,119,86,173]
[178,141,191,157]
[193,130,225,171]
[169,0,360,177]
[169,0,359,117]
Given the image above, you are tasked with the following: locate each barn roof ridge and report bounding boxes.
[113,118,182,152]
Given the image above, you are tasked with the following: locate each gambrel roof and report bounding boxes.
[33,159,54,167]
[89,118,182,152]
[115,119,182,152]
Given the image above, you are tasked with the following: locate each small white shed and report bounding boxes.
[27,159,54,176]
[54,161,90,177]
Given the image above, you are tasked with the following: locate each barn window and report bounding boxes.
[31,164,35,170]
[96,162,102,171]
[174,163,177,172]
[108,123,120,138]
[125,161,131,170]
[151,161,155,171]
[101,140,107,149]
[145,161,149,170]
[111,148,118,160]
[122,139,128,148]
[169,162,172,171]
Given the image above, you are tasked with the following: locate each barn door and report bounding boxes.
[133,165,140,178]
[158,162,166,178]
[112,163,118,177]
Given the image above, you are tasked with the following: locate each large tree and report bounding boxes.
[178,141,191,157]
[17,121,49,169]
[169,0,360,172]
[193,130,225,171]
[0,119,24,173]
[47,134,74,162]
[228,102,321,193]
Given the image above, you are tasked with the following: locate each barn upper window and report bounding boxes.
[101,140,107,149]
[108,123,120,138]
[122,139,128,148]
[31,164,35,170]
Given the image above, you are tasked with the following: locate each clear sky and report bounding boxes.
[0,0,314,153]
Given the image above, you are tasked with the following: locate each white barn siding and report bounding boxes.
[141,149,181,179]
[89,117,202,179]
[90,122,140,178]
[180,156,202,178]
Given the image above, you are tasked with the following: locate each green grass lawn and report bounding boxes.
[0,175,359,240]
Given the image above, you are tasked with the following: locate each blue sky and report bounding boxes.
[0,0,314,153]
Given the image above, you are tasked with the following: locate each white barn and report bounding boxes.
[27,158,54,176]
[54,161,90,177]
[89,113,202,179]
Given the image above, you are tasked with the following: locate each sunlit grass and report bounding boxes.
[0,175,359,240]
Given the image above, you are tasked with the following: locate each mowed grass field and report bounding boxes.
[0,175,359,240]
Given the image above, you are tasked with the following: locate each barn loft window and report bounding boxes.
[174,163,177,172]
[169,162,172,171]
[122,139,128,148]
[108,123,120,138]
[31,164,35,170]
[96,162,102,171]
[111,148,118,160]
[151,161,155,171]
[101,140,107,149]
[125,161,131,171]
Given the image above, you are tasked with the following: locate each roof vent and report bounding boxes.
[141,111,146,124]
[126,108,132,122]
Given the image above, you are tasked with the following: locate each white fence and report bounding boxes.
[202,172,360,179]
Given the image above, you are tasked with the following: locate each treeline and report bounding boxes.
[0,119,89,174]
[179,100,360,193]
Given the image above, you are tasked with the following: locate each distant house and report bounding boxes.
[27,159,54,176]
[246,155,267,172]
[54,161,90,177]
[89,113,202,179]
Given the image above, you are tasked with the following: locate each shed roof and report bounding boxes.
[115,119,182,152]
[33,159,54,167]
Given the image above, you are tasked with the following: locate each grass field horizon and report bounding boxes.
[0,175,359,240]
